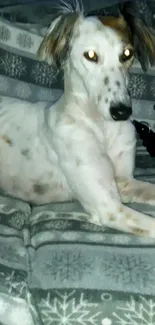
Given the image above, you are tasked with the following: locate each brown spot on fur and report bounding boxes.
[99,15,132,44]
[99,15,134,69]
[33,184,49,195]
[0,135,13,146]
[131,227,149,237]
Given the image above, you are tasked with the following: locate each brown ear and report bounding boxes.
[120,1,155,71]
[37,13,79,69]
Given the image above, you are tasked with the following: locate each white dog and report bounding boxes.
[0,2,155,237]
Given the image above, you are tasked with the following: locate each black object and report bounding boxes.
[133,120,155,157]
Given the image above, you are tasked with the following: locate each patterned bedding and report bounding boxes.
[0,1,155,324]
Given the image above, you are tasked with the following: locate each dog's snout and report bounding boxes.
[110,103,132,121]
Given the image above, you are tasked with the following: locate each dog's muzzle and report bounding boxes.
[110,103,132,121]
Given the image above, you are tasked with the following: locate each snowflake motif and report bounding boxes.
[150,79,155,97]
[128,75,146,99]
[45,250,93,281]
[8,211,26,229]
[14,82,32,99]
[112,235,131,245]
[101,254,155,288]
[0,25,11,41]
[113,295,155,325]
[0,271,27,297]
[31,62,56,86]
[49,219,72,230]
[39,290,101,325]
[0,76,9,92]
[81,222,106,232]
[0,53,26,78]
[16,32,34,49]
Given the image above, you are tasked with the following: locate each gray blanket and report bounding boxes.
[0,163,155,325]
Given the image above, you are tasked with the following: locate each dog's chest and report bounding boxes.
[102,120,136,159]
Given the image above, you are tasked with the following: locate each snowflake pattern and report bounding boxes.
[39,290,101,325]
[128,75,146,99]
[0,271,27,298]
[31,62,56,86]
[14,82,32,99]
[101,254,155,288]
[8,211,26,229]
[49,219,72,230]
[0,25,11,41]
[16,32,34,49]
[45,250,93,281]
[0,53,26,78]
[113,295,155,325]
[81,222,106,232]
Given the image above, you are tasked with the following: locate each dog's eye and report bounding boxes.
[84,50,98,63]
[120,48,134,62]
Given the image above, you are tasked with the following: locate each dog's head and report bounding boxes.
[37,1,155,121]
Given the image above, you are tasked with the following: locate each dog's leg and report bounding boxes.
[57,135,155,237]
[116,177,155,205]
[114,145,155,206]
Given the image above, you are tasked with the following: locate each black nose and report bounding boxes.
[110,103,132,121]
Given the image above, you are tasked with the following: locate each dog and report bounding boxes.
[0,1,155,237]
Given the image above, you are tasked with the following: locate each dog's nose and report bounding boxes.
[110,103,132,121]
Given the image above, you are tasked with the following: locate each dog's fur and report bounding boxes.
[0,1,155,237]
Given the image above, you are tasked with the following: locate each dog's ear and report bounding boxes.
[37,13,79,69]
[120,1,155,71]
